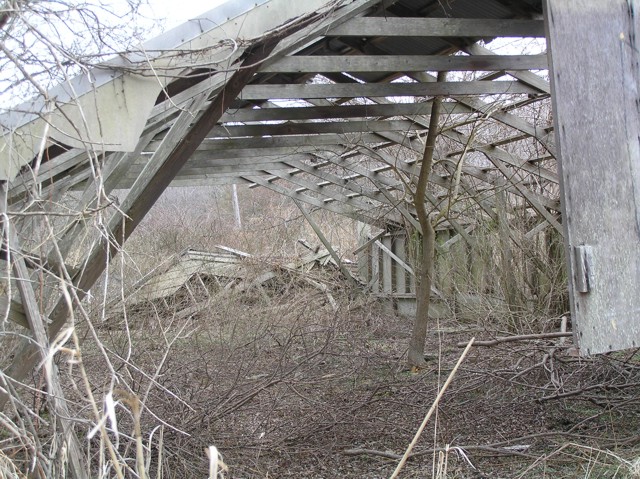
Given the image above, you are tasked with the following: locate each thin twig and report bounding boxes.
[389,337,475,479]
[457,332,572,348]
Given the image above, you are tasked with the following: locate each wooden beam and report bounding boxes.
[326,17,545,37]
[546,0,640,354]
[244,100,557,216]
[49,131,161,267]
[187,133,384,153]
[325,150,474,245]
[263,54,548,73]
[239,81,539,100]
[220,101,464,123]
[189,145,347,160]
[439,159,560,211]
[208,119,423,138]
[453,96,555,153]
[374,239,414,276]
[263,0,393,67]
[185,153,310,168]
[122,162,291,179]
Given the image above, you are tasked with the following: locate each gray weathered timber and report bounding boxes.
[239,81,538,100]
[49,130,163,268]
[263,55,548,73]
[132,154,300,172]
[326,17,545,37]
[381,235,393,293]
[263,0,394,68]
[361,93,557,204]
[440,160,560,211]
[1,180,88,478]
[0,294,28,328]
[208,119,423,137]
[375,239,414,276]
[120,166,289,184]
[454,97,555,154]
[8,149,88,200]
[319,152,470,243]
[153,133,384,152]
[220,101,464,123]
[546,0,640,354]
[191,145,348,160]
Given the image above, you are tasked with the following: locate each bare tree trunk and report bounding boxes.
[407,72,445,369]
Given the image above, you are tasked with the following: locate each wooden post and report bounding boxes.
[394,233,408,295]
[381,235,393,294]
[546,0,640,354]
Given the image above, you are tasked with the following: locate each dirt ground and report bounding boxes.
[80,275,640,479]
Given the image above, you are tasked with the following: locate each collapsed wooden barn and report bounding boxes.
[0,1,638,473]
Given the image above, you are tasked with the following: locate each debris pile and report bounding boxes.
[121,241,353,316]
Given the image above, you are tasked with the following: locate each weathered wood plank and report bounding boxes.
[281,159,392,203]
[208,119,423,138]
[139,153,298,169]
[220,101,464,123]
[174,145,347,161]
[120,165,290,182]
[375,239,415,276]
[251,100,559,212]
[380,236,393,293]
[546,0,640,355]
[239,81,538,100]
[109,176,258,189]
[327,17,545,38]
[187,133,384,152]
[263,55,548,73]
